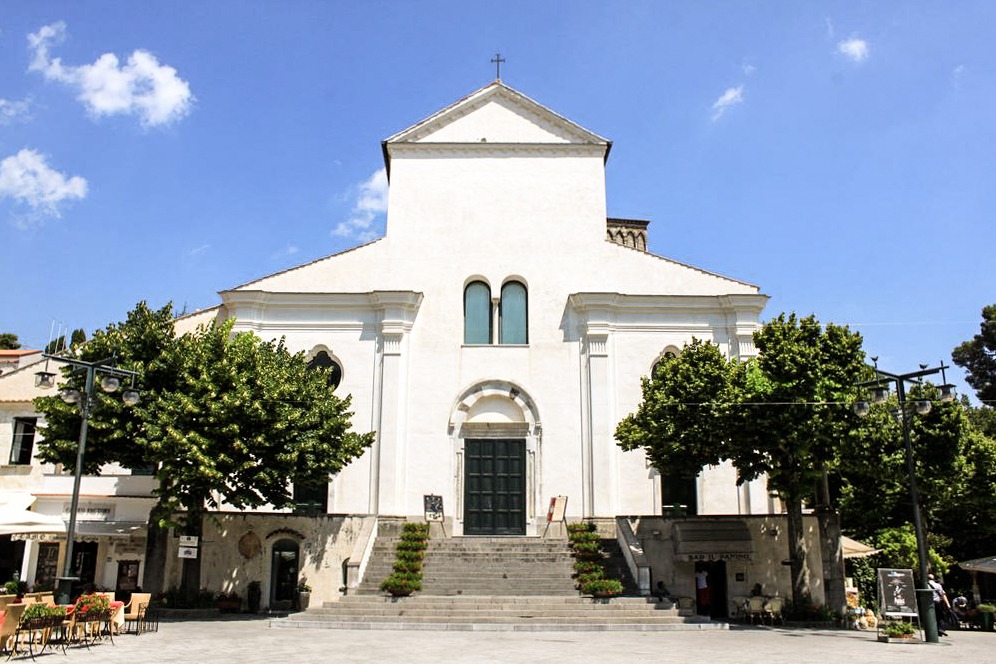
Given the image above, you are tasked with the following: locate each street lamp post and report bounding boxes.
[854,362,955,644]
[35,354,139,605]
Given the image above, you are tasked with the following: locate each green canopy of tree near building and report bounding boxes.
[0,332,20,349]
[34,302,374,600]
[615,312,996,608]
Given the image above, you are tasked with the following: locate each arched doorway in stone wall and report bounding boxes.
[449,381,542,536]
[269,539,300,610]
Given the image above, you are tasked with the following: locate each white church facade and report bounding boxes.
[4,81,841,614]
[212,80,772,533]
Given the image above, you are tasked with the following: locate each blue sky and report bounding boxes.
[1,2,992,400]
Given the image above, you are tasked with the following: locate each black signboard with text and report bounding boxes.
[877,568,918,617]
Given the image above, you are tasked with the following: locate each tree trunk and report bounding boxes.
[785,485,810,608]
[180,509,204,605]
[142,513,169,595]
[817,507,846,614]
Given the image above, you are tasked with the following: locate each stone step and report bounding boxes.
[273,618,726,632]
[326,596,663,605]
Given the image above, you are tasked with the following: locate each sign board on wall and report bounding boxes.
[178,546,198,559]
[179,535,199,547]
[877,568,918,617]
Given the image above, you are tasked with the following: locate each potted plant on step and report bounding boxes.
[297,580,312,610]
[380,522,430,598]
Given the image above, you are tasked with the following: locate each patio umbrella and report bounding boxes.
[841,535,880,559]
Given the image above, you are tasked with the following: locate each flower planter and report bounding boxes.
[216,598,242,613]
[878,635,916,644]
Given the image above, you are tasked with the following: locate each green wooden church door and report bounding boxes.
[464,439,526,535]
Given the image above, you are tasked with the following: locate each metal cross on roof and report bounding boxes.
[490,53,506,80]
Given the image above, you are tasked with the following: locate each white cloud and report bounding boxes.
[27,21,194,127]
[742,63,756,76]
[825,17,835,39]
[0,97,32,125]
[271,244,299,259]
[837,38,869,63]
[952,64,966,88]
[710,86,744,122]
[333,168,388,242]
[0,148,87,225]
[185,244,211,257]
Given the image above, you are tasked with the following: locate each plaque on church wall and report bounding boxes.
[178,546,198,559]
[423,494,444,522]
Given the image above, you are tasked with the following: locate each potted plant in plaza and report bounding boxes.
[215,590,242,613]
[247,581,262,613]
[879,620,916,643]
[296,580,311,611]
[976,603,995,632]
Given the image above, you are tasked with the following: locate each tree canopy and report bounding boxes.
[0,332,20,350]
[953,304,996,404]
[616,313,867,606]
[35,301,374,596]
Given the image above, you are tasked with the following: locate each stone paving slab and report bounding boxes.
[23,618,992,664]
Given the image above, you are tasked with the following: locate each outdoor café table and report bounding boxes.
[109,600,125,635]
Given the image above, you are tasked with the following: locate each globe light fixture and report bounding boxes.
[100,375,120,393]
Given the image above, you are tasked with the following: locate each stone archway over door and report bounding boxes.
[463,438,526,535]
[449,380,542,536]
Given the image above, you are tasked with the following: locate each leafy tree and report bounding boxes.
[0,332,20,349]
[44,328,87,354]
[35,302,374,598]
[953,304,996,404]
[616,314,866,606]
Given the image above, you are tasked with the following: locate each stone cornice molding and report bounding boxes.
[382,81,611,175]
[569,292,768,337]
[219,290,423,332]
[386,142,607,160]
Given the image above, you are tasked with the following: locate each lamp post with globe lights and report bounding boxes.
[35,354,140,605]
[853,360,955,644]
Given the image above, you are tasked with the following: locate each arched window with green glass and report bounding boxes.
[500,281,528,345]
[464,281,492,344]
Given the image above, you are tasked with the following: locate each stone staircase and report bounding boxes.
[273,528,724,631]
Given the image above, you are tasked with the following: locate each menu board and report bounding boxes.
[877,568,918,617]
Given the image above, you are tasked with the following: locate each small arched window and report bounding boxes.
[500,281,528,345]
[651,350,678,378]
[307,350,342,389]
[464,281,492,344]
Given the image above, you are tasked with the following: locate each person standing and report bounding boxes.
[695,569,710,614]
[927,573,950,636]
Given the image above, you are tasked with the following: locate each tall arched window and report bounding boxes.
[464,281,492,344]
[500,281,528,345]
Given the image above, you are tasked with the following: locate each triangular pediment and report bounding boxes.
[384,81,610,148]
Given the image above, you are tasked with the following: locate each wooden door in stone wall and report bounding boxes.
[463,439,526,536]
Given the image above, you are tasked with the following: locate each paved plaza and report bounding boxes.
[14,618,994,664]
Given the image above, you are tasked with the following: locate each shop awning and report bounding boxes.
[958,555,996,574]
[841,535,880,559]
[673,519,753,561]
[0,508,65,536]
[10,521,146,541]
